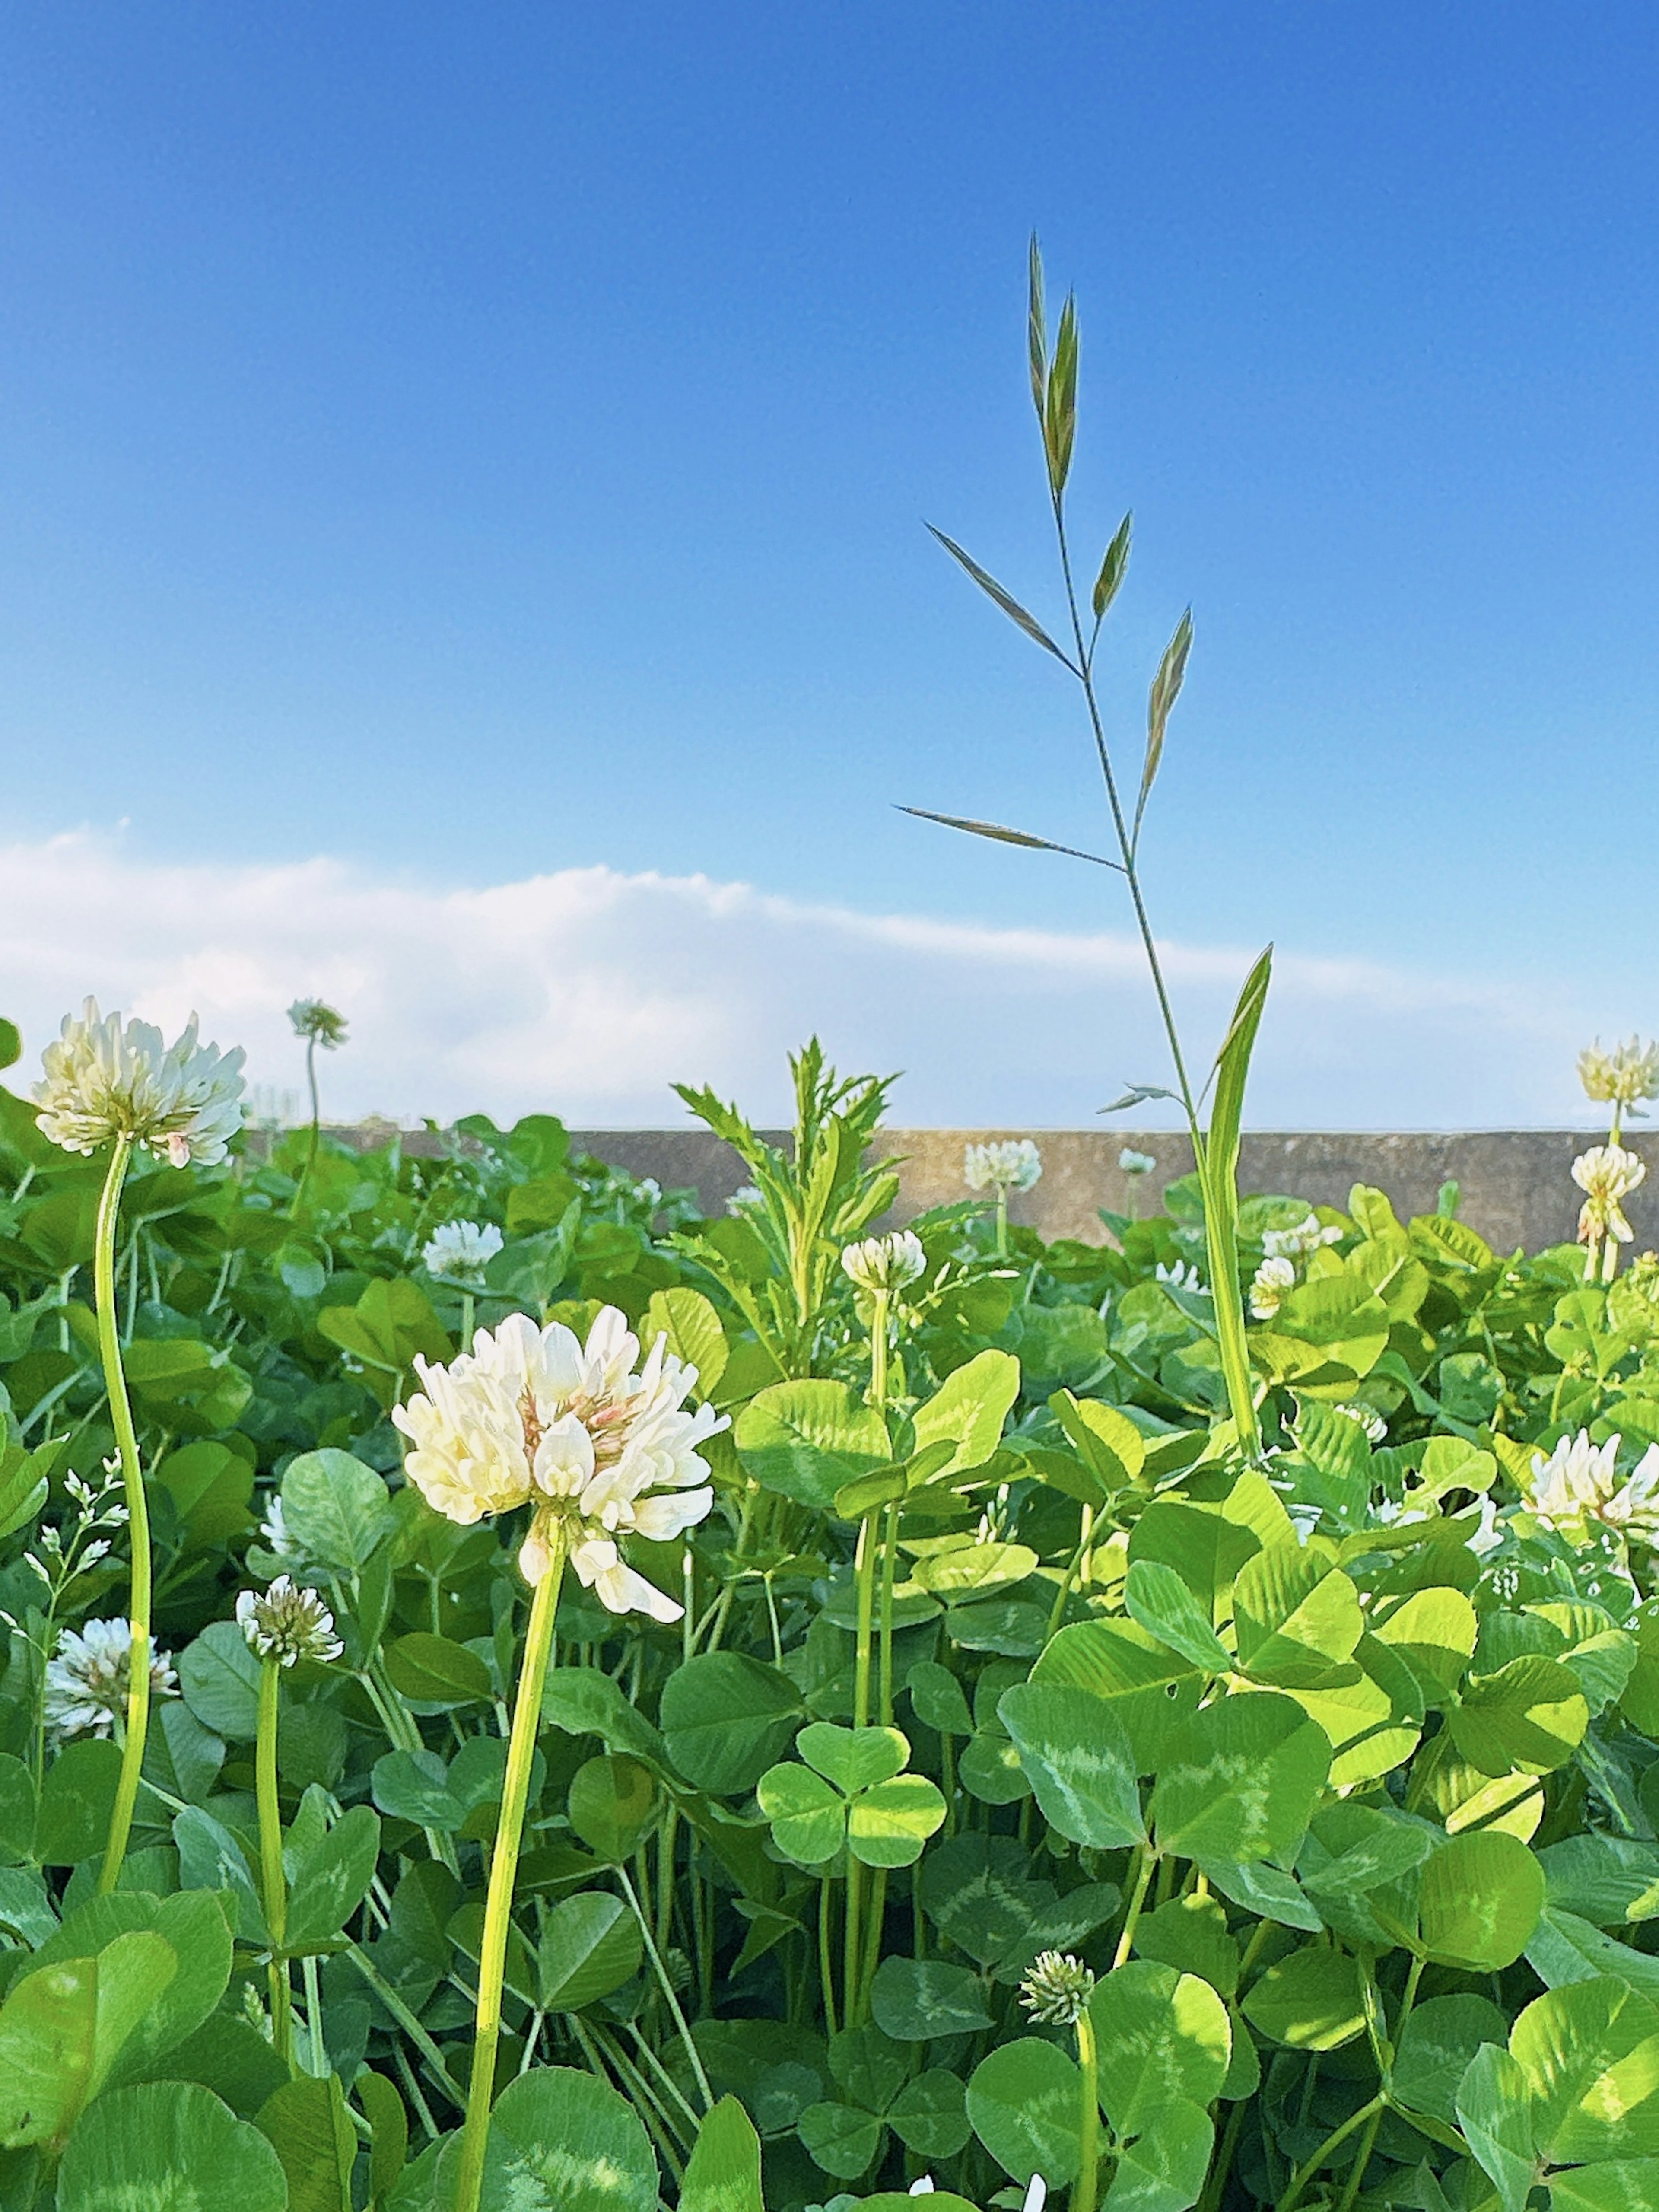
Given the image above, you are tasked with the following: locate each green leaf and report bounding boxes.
[1551,2161,1659,2212]
[910,1349,1020,1477]
[1233,1547,1363,1687]
[680,2097,763,2212]
[0,1931,178,2148]
[1201,945,1273,1454]
[756,1763,845,1865]
[382,1633,492,1706]
[641,1286,728,1396]
[35,1736,123,1867]
[1241,1945,1364,2051]
[1033,1619,1204,1772]
[437,2064,658,2212]
[566,1755,658,1863]
[1049,1391,1147,1489]
[540,1666,667,1764]
[1090,1960,1231,2134]
[1456,2040,1538,2212]
[659,1652,803,1795]
[177,1619,264,1741]
[797,1722,909,1794]
[58,2081,287,2212]
[734,1379,891,1510]
[371,1749,464,1830]
[1200,1857,1323,1932]
[279,1449,395,1572]
[1150,1691,1331,1862]
[1512,1976,1659,2163]
[354,2069,409,2208]
[285,1806,382,1953]
[896,808,1124,874]
[255,2073,356,2212]
[888,2068,970,2158]
[1135,1895,1240,2000]
[907,1660,974,1739]
[1103,2097,1214,2212]
[870,1955,994,2041]
[1137,607,1192,845]
[1123,1561,1230,1674]
[1418,1830,1545,1970]
[796,2101,884,2180]
[31,1891,232,2087]
[1128,1500,1260,1619]
[966,2036,1082,2187]
[0,1752,35,1863]
[998,1680,1146,1848]
[1043,290,1077,495]
[1093,512,1133,621]
[1393,1995,1510,2126]
[847,1773,947,1867]
[0,1442,50,1544]
[537,1893,643,2011]
[1451,1656,1588,1776]
[927,526,1075,669]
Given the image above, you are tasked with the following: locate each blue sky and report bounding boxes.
[2,4,1656,1125]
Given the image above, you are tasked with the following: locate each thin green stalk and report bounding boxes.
[852,1514,877,1730]
[1274,2095,1384,2212]
[344,1943,465,2110]
[1112,1846,1156,1969]
[1074,2003,1101,2212]
[453,1532,567,2212]
[302,1953,327,2076]
[254,1655,294,2069]
[878,1503,899,1726]
[615,1863,713,2112]
[869,1286,890,1410]
[819,1875,839,2038]
[95,1133,150,1894]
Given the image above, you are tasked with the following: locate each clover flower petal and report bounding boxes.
[35,999,246,1167]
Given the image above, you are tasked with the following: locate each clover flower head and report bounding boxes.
[1263,1213,1342,1261]
[44,1617,177,1738]
[726,1184,764,1217]
[393,1306,727,1616]
[1335,1402,1388,1445]
[964,1138,1043,1195]
[1020,1949,1096,2027]
[237,1575,343,1667]
[841,1230,927,1296]
[1525,1429,1659,1543]
[1119,1148,1157,1177]
[288,999,349,1049]
[1579,1036,1659,1110]
[1249,1254,1297,1319]
[422,1219,504,1291]
[1573,1143,1646,1246]
[35,999,246,1168]
[1155,1260,1203,1293]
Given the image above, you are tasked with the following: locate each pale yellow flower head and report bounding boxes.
[1573,1143,1646,1247]
[1249,1254,1296,1320]
[35,999,246,1167]
[1526,1428,1659,1545]
[1578,1036,1659,1111]
[393,1306,725,1617]
[963,1139,1042,1194]
[842,1229,926,1296]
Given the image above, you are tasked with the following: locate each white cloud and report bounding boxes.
[0,827,1610,1129]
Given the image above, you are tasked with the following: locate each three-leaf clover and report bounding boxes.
[757,1723,947,1868]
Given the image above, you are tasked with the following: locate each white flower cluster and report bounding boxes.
[422,1219,504,1292]
[1118,1149,1157,1177]
[963,1139,1043,1195]
[1573,1144,1646,1248]
[393,1308,725,1619]
[842,1229,926,1296]
[237,1575,343,1667]
[288,999,349,1049]
[1155,1259,1203,1293]
[1262,1212,1342,1261]
[1579,1037,1659,1111]
[1249,1254,1296,1319]
[35,999,246,1168]
[44,1618,177,1739]
[1525,1429,1659,1544]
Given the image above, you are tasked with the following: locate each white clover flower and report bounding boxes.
[1019,1950,1096,2027]
[1262,1212,1342,1261]
[1465,1493,1504,1557]
[1334,1403,1388,1445]
[841,1230,927,1296]
[44,1618,177,1739]
[35,1000,246,1168]
[1249,1254,1297,1319]
[1579,1037,1659,1111]
[963,1139,1043,1195]
[726,1184,764,1216]
[1573,1144,1646,1248]
[393,1307,726,1617]
[288,999,348,1049]
[1118,1149,1157,1177]
[237,1575,343,1667]
[422,1219,505,1292]
[1154,1259,1203,1292]
[1525,1429,1659,1543]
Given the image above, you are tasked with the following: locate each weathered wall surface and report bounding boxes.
[314,1123,1656,1254]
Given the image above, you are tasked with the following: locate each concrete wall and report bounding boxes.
[313,1122,1652,1254]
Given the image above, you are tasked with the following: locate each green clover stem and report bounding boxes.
[1112,1846,1157,1969]
[453,1525,568,2212]
[1074,2002,1101,2212]
[94,1132,150,1894]
[254,1652,294,2069]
